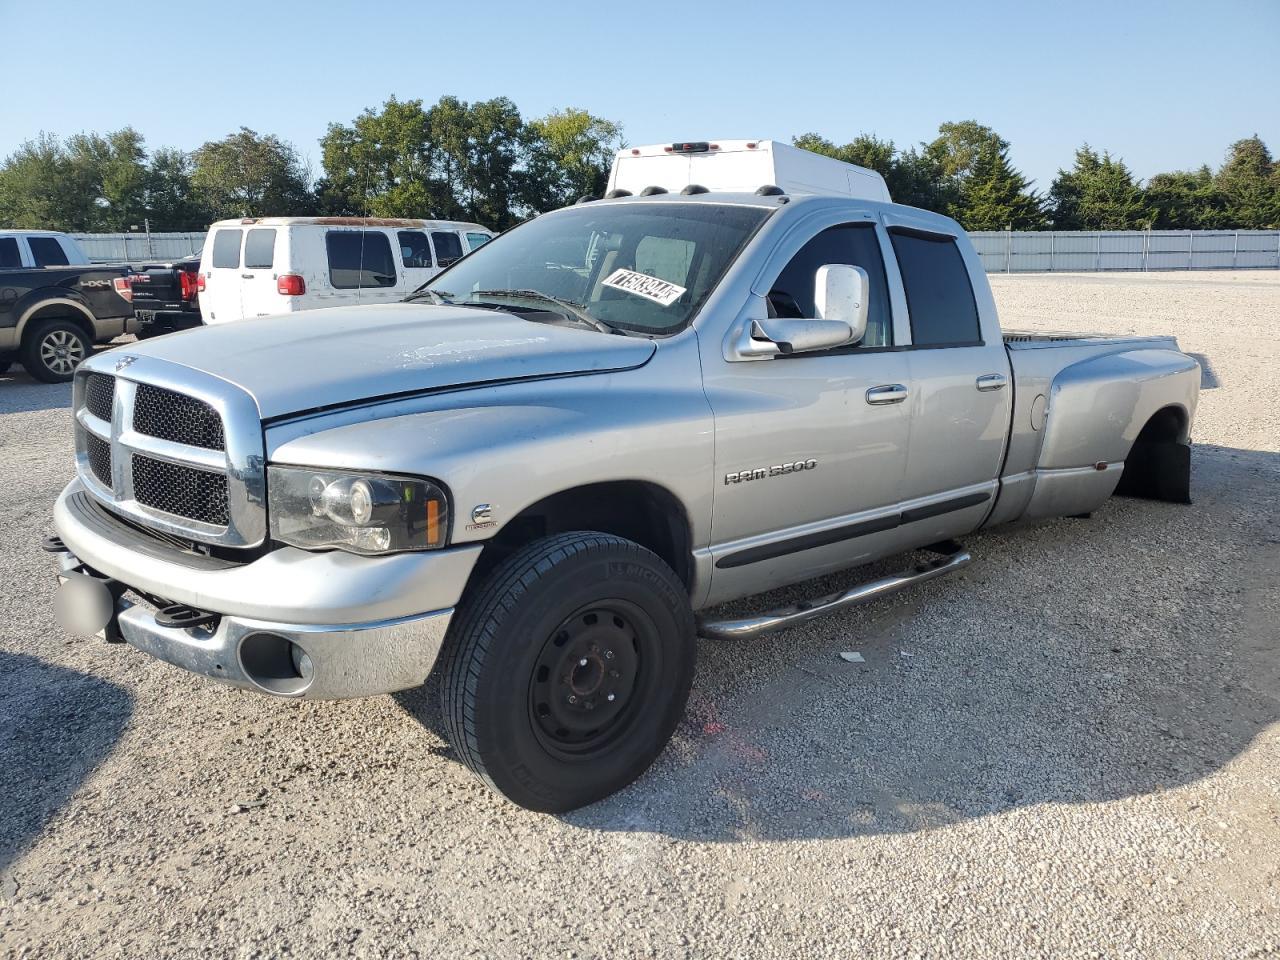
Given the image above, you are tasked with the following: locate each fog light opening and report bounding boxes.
[238,632,315,696]
[290,643,315,683]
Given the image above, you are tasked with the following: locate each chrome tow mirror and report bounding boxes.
[736,316,855,357]
[814,264,869,343]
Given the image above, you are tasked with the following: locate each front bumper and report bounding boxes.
[52,479,483,698]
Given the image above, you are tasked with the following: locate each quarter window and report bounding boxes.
[466,232,491,251]
[29,236,70,267]
[430,231,464,267]
[326,231,399,289]
[210,229,242,269]
[767,223,893,347]
[890,230,981,346]
[398,231,432,268]
[0,237,20,269]
[243,229,276,269]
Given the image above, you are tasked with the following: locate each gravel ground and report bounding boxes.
[2,271,1278,959]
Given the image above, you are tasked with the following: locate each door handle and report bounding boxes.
[976,373,1007,392]
[866,384,909,405]
[241,273,254,280]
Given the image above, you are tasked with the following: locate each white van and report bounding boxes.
[197,217,494,325]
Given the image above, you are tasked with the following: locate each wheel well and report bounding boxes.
[466,481,694,594]
[1115,405,1191,503]
[20,303,95,345]
[1133,405,1188,445]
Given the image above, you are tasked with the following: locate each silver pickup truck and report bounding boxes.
[48,152,1200,811]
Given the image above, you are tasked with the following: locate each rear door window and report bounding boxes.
[466,232,491,252]
[327,231,399,289]
[430,231,464,267]
[210,229,243,269]
[243,229,276,269]
[889,230,981,346]
[29,236,70,267]
[398,230,432,268]
[360,232,397,286]
[0,237,21,269]
[326,232,363,288]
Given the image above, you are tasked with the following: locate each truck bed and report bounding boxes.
[1002,330,1177,350]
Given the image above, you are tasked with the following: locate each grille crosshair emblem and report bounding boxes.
[114,355,138,372]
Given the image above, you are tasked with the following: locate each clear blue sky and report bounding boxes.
[3,0,1277,192]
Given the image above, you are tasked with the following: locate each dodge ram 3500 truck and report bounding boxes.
[48,141,1200,812]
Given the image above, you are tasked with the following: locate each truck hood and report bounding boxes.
[128,303,657,420]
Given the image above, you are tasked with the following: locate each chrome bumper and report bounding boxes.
[52,479,481,699]
[111,599,453,699]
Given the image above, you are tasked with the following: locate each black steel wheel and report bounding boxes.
[441,532,695,812]
[529,599,653,757]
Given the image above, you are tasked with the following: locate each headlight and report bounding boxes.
[268,466,449,554]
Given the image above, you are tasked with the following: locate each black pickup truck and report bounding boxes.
[0,231,136,382]
[128,255,203,339]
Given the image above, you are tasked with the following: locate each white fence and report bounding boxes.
[72,229,1280,273]
[72,232,206,263]
[969,230,1280,273]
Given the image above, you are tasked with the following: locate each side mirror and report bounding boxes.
[737,316,854,357]
[814,264,869,344]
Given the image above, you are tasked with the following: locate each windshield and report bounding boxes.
[423,202,771,334]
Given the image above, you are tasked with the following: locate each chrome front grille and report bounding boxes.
[133,383,225,451]
[72,357,266,547]
[132,455,230,526]
[85,374,115,422]
[85,432,112,486]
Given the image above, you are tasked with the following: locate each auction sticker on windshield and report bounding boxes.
[601,268,687,307]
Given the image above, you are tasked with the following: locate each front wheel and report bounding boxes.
[21,320,91,383]
[440,532,695,812]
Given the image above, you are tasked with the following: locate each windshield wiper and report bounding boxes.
[402,287,454,304]
[469,289,620,335]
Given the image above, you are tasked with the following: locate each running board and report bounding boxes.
[696,543,972,641]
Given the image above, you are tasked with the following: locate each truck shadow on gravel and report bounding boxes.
[0,376,72,415]
[0,652,132,878]
[552,445,1278,841]
[0,340,129,414]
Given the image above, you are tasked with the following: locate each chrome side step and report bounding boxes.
[696,543,972,641]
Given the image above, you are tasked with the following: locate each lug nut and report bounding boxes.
[607,693,616,702]
[604,650,615,660]
[585,700,596,711]
[609,670,620,679]
[568,695,577,704]
[579,658,589,667]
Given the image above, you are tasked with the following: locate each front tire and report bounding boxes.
[21,319,91,383]
[441,532,695,812]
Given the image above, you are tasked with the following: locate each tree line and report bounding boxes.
[1,97,1277,234]
[798,123,1280,231]
[0,98,622,234]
